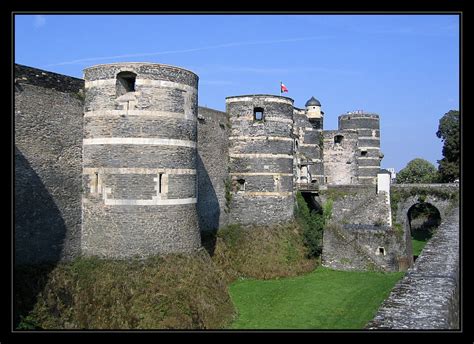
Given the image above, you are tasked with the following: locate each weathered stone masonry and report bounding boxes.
[81,63,201,258]
[226,95,295,226]
[197,107,229,232]
[323,113,382,185]
[367,208,459,329]
[15,64,84,264]
[320,185,406,272]
[14,62,461,330]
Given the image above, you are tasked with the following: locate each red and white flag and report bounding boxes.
[280,82,288,93]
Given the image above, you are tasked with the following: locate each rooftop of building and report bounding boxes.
[305,96,321,107]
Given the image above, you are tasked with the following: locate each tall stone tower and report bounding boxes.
[339,112,382,185]
[81,62,201,258]
[226,95,295,226]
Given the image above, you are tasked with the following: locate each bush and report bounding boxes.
[295,192,331,258]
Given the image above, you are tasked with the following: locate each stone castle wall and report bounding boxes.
[320,185,408,272]
[14,64,84,264]
[323,130,359,185]
[197,107,229,232]
[367,208,459,329]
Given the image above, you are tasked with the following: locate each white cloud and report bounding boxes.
[33,15,46,28]
[45,35,333,67]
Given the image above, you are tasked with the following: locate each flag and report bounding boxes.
[280,82,288,93]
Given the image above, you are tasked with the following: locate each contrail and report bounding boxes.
[46,36,332,67]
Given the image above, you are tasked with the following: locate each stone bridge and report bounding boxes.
[367,183,460,329]
[391,183,459,267]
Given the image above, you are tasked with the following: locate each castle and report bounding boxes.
[14,62,460,329]
[81,62,387,258]
[14,61,386,262]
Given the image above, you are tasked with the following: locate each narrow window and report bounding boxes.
[334,135,344,145]
[158,173,163,194]
[91,172,99,194]
[378,247,386,255]
[361,150,368,157]
[254,107,264,121]
[237,178,246,191]
[116,71,137,96]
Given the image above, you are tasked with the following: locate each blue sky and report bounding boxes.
[14,14,459,172]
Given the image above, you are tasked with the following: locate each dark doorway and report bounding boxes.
[407,202,441,261]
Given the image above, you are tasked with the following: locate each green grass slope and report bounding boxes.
[229,267,404,329]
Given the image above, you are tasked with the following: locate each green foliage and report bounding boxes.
[17,315,41,330]
[228,267,404,329]
[74,90,85,102]
[417,194,426,203]
[217,224,244,247]
[411,228,435,257]
[392,186,457,202]
[393,222,404,238]
[390,186,458,225]
[295,192,331,258]
[223,178,232,213]
[320,189,356,201]
[374,218,385,227]
[340,258,352,265]
[396,158,439,184]
[436,110,460,182]
[409,203,440,220]
[284,239,299,264]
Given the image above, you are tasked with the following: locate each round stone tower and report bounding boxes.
[339,112,383,185]
[82,62,201,258]
[226,94,295,226]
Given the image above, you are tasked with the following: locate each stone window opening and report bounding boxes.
[334,135,344,145]
[237,178,246,191]
[254,107,264,121]
[361,150,368,157]
[116,71,137,96]
[378,247,386,256]
[91,172,99,194]
[158,173,163,194]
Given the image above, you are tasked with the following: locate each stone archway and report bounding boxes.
[395,194,452,268]
[406,202,442,261]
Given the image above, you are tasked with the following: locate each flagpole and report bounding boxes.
[280,81,282,96]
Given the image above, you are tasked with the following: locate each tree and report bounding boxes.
[396,158,438,184]
[436,110,460,182]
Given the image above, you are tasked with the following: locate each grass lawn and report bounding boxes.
[228,267,404,329]
[411,229,434,257]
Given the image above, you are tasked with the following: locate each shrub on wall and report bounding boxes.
[295,192,332,258]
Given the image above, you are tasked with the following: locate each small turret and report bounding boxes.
[305,96,324,129]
